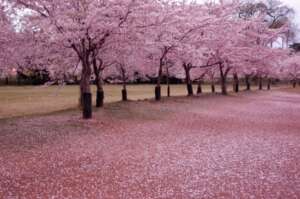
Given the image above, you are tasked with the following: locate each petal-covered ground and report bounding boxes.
[0,89,300,199]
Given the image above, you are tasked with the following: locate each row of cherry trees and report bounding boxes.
[0,0,299,119]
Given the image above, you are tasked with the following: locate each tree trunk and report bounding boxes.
[80,61,92,119]
[259,76,263,90]
[155,64,163,101]
[219,64,228,95]
[82,93,92,119]
[197,81,202,94]
[155,85,161,101]
[167,86,170,97]
[211,82,215,93]
[92,54,104,108]
[187,83,193,96]
[122,82,127,101]
[95,76,104,107]
[122,89,127,101]
[245,75,251,91]
[233,74,239,93]
[293,81,296,88]
[166,67,170,97]
[96,89,104,107]
[184,64,193,96]
[221,77,227,95]
[267,79,271,90]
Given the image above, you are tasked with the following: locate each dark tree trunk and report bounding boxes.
[92,54,104,108]
[211,82,215,93]
[96,89,104,107]
[80,59,92,119]
[166,67,170,97]
[82,93,92,119]
[5,77,8,85]
[267,79,271,90]
[122,89,127,101]
[293,81,296,88]
[233,74,239,93]
[221,77,227,95]
[155,86,161,101]
[259,76,263,90]
[245,75,251,91]
[122,82,127,101]
[187,84,193,96]
[184,63,193,96]
[95,78,104,107]
[197,81,202,94]
[155,63,163,101]
[74,76,79,84]
[219,64,229,95]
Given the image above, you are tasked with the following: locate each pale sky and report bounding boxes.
[281,0,300,40]
[199,0,300,41]
[281,0,300,21]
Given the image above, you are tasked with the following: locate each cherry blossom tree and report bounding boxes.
[207,67,218,93]
[141,4,179,100]
[12,0,152,118]
[143,1,219,100]
[160,1,237,96]
[164,58,175,97]
[103,39,143,102]
[0,3,17,79]
[282,54,300,88]
[3,0,295,119]
[195,67,209,95]
[182,1,249,95]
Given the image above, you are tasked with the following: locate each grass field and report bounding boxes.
[0,83,285,119]
[0,84,212,119]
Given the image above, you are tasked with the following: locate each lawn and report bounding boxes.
[0,84,236,119]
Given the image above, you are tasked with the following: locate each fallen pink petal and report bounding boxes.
[1,89,300,198]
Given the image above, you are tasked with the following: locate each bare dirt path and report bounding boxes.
[0,89,300,199]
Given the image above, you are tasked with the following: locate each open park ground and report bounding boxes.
[0,84,247,119]
[0,86,299,198]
